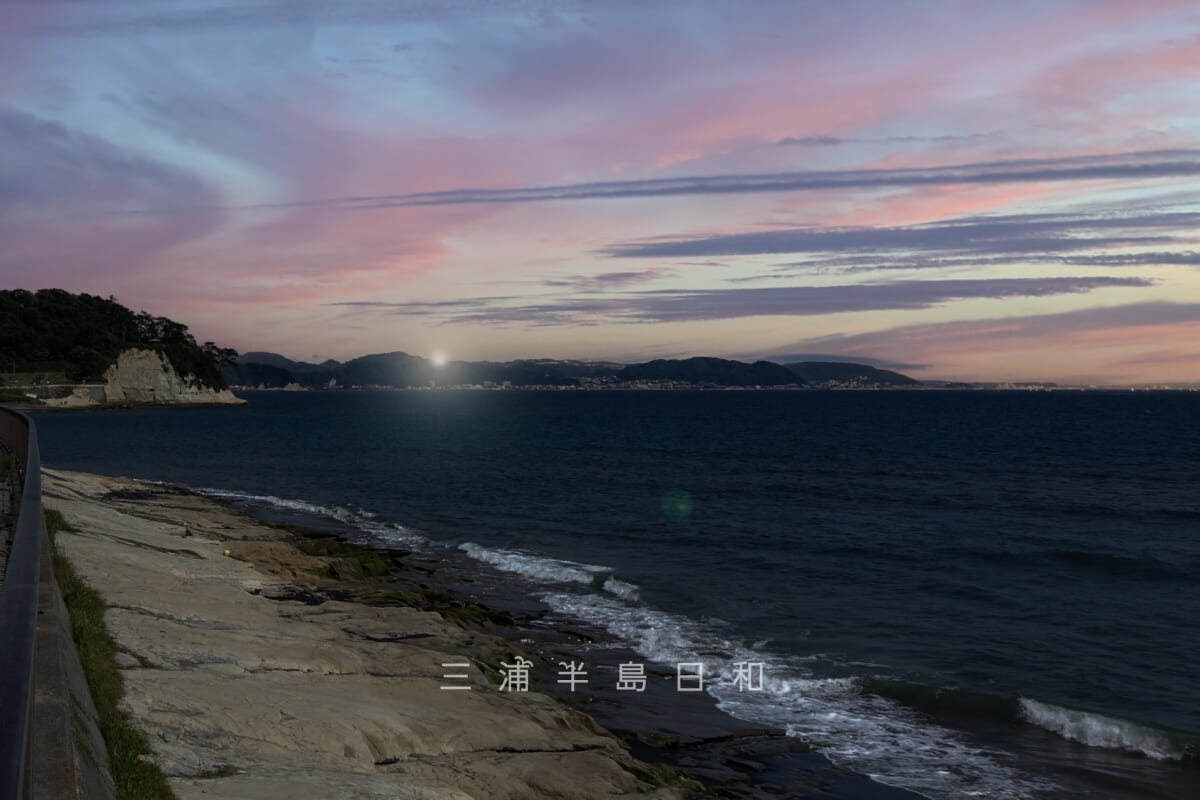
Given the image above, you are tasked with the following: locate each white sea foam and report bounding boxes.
[602,577,640,602]
[539,589,1056,800]
[458,543,610,585]
[720,679,1052,800]
[1018,698,1179,760]
[195,488,425,545]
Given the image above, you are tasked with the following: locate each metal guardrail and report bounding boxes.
[0,408,42,800]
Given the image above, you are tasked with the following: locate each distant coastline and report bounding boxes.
[225,350,1200,393]
[225,381,1200,392]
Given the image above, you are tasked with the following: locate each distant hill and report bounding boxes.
[224,352,341,387]
[338,352,581,388]
[618,357,797,386]
[339,352,439,387]
[222,361,297,389]
[239,352,343,374]
[229,351,920,389]
[227,351,628,388]
[0,288,233,388]
[781,361,920,386]
[766,353,924,370]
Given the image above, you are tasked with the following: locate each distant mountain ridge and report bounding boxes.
[239,352,344,374]
[784,361,918,386]
[225,351,919,389]
[618,357,796,386]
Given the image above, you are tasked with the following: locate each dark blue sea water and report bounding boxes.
[31,390,1200,799]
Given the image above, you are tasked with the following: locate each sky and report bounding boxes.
[4,0,1200,384]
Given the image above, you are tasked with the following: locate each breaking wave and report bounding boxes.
[1019,698,1182,760]
[458,543,641,602]
[194,487,426,546]
[539,589,1054,800]
[458,542,608,585]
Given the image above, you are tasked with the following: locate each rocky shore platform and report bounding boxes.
[43,469,923,800]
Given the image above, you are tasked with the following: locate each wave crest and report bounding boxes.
[458,542,610,585]
[1019,698,1180,759]
[196,488,424,545]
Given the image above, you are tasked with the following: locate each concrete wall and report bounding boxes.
[7,387,105,403]
[30,531,115,800]
[0,409,114,799]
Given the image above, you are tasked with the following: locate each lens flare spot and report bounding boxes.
[661,488,693,520]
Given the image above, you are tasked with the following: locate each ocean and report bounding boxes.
[31,390,1200,799]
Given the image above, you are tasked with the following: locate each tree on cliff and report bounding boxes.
[0,289,234,388]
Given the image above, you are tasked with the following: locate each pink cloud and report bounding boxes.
[803,183,1056,230]
[218,130,533,294]
[1006,31,1200,142]
[503,2,1192,180]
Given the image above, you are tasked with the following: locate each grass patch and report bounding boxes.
[417,588,455,605]
[255,519,512,629]
[415,589,514,628]
[44,507,73,544]
[255,520,400,581]
[293,536,393,581]
[46,508,176,800]
[434,602,513,628]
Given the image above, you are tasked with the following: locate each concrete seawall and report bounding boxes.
[1,407,114,800]
[30,528,115,800]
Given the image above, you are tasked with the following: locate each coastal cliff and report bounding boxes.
[45,349,245,408]
[102,348,244,405]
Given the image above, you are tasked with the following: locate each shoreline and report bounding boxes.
[44,469,687,799]
[41,468,923,800]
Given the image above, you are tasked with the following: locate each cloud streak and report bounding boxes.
[543,268,676,291]
[801,300,1200,349]
[750,249,1200,278]
[605,209,1200,259]
[331,276,1151,326]
[772,132,998,147]
[99,148,1200,217]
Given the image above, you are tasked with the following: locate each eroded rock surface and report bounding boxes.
[43,469,684,800]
